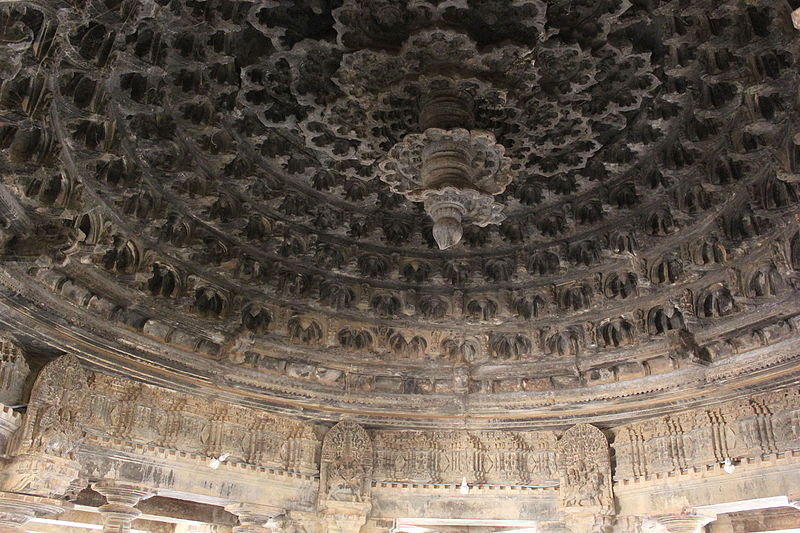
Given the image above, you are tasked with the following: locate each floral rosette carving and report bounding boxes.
[380,128,513,197]
[380,128,512,248]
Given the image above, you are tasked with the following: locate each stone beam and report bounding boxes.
[369,484,560,522]
[78,439,317,512]
[615,453,800,516]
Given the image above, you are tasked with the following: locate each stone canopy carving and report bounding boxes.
[0,0,796,429]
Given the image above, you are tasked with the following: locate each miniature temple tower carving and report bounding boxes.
[558,424,614,533]
[319,421,373,533]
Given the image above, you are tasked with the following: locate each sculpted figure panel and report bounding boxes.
[558,424,613,512]
[0,354,88,497]
[320,421,373,503]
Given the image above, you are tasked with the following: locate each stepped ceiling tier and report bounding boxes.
[0,0,798,429]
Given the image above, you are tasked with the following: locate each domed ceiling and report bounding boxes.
[0,0,799,428]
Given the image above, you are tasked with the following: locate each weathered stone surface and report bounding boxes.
[0,0,797,530]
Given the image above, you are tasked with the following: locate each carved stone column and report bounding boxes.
[92,481,154,533]
[224,503,284,533]
[652,513,716,533]
[0,491,69,533]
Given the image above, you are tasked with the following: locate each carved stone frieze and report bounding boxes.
[78,372,320,475]
[613,385,800,480]
[371,429,557,485]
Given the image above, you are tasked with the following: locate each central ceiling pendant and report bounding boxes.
[380,86,511,249]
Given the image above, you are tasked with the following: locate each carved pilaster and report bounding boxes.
[0,491,70,533]
[92,481,154,533]
[225,503,284,533]
[652,513,716,533]
[0,338,29,407]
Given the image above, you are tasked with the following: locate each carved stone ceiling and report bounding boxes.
[0,0,798,428]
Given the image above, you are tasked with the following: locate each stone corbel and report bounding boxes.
[225,503,285,533]
[0,491,71,533]
[564,511,615,533]
[788,493,800,510]
[649,511,716,533]
[92,480,155,533]
[320,501,371,533]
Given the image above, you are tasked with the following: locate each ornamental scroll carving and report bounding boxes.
[320,421,373,504]
[558,424,613,512]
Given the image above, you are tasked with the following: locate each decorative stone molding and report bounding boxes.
[92,481,155,533]
[0,491,70,533]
